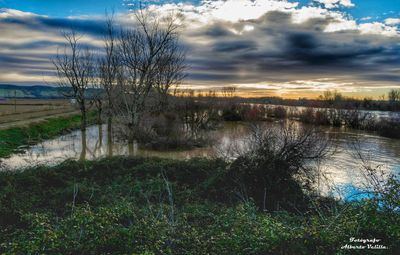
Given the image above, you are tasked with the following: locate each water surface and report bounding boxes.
[1,121,399,200]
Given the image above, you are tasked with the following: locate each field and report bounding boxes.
[0,99,77,129]
[0,157,399,254]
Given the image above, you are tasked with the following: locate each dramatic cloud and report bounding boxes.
[1,0,400,98]
[0,8,104,84]
[181,11,400,89]
[147,0,400,96]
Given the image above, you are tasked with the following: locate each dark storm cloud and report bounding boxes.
[284,32,386,65]
[1,15,106,36]
[0,11,106,83]
[212,40,257,52]
[363,74,400,82]
[39,17,106,35]
[0,41,65,50]
[183,10,400,87]
[204,24,232,37]
[189,72,236,81]
[0,40,101,51]
[0,54,50,66]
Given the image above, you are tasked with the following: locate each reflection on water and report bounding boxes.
[0,121,399,200]
[267,104,400,120]
[80,130,87,161]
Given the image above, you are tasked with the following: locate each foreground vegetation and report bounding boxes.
[0,112,96,158]
[0,157,398,254]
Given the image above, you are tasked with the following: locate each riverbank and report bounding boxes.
[0,157,398,254]
[0,112,96,158]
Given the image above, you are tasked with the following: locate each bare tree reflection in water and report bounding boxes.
[1,123,399,201]
[128,141,138,157]
[93,124,103,157]
[107,121,113,157]
[79,130,87,161]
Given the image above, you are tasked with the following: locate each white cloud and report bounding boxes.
[0,8,37,18]
[385,18,400,25]
[358,22,398,37]
[142,0,298,23]
[242,24,254,32]
[291,6,328,24]
[291,6,353,26]
[324,19,357,32]
[139,1,398,37]
[201,0,298,22]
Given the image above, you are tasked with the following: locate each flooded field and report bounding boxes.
[1,120,399,200]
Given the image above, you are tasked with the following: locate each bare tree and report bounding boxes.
[99,14,121,127]
[152,37,186,113]
[181,90,210,137]
[349,137,390,195]
[116,10,185,142]
[388,89,400,103]
[53,31,95,131]
[221,86,236,98]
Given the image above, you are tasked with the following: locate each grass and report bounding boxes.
[0,157,398,254]
[0,111,96,158]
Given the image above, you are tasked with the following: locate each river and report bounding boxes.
[1,121,399,200]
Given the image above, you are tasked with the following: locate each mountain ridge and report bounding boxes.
[0,84,98,99]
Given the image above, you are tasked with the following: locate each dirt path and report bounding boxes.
[0,110,80,130]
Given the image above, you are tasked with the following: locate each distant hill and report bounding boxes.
[0,84,99,99]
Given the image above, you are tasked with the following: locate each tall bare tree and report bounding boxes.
[116,10,185,141]
[99,14,120,126]
[53,31,95,131]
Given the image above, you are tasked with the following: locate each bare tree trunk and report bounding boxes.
[81,104,87,131]
[97,104,102,125]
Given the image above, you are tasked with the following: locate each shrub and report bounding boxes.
[272,106,287,118]
[222,107,242,121]
[228,124,331,211]
[299,108,315,124]
[377,118,400,139]
[314,110,331,125]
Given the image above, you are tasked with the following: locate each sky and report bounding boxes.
[1,0,400,98]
